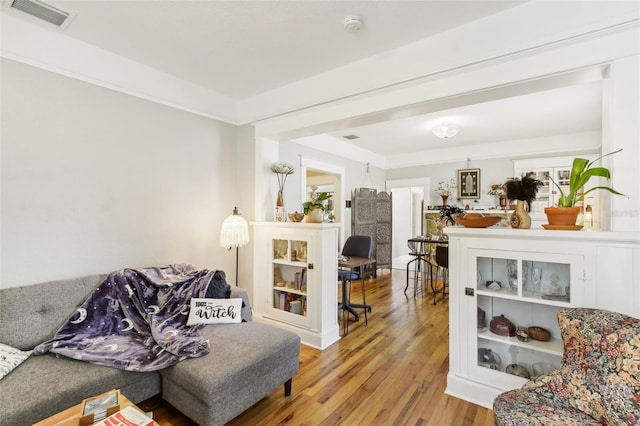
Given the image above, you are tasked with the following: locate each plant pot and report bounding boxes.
[510,200,531,229]
[305,206,323,223]
[544,206,580,226]
[499,196,507,209]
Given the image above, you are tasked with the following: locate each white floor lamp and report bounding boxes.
[219,207,250,286]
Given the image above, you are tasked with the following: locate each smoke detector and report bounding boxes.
[343,16,364,33]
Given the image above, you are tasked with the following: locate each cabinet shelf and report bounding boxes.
[273,259,308,267]
[477,289,571,308]
[274,286,307,297]
[478,329,563,356]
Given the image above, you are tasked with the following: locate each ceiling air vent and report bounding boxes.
[343,134,360,140]
[11,0,70,27]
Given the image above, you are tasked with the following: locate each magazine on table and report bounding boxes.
[93,405,154,426]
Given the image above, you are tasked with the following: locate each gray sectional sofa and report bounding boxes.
[0,271,300,425]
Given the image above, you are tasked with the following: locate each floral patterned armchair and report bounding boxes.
[493,308,640,425]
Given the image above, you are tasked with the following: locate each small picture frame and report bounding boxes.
[458,168,481,199]
[81,390,120,424]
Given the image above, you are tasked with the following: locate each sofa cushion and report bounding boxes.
[160,321,300,425]
[0,274,106,350]
[0,343,31,380]
[525,308,640,425]
[187,298,243,325]
[0,354,160,425]
[205,270,232,298]
[493,388,603,426]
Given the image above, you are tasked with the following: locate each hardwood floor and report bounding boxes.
[139,269,495,425]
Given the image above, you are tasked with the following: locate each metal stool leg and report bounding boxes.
[360,276,368,326]
[405,256,418,293]
[432,265,438,305]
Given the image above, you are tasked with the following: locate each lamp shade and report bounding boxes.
[220,207,249,248]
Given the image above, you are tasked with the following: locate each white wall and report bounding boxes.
[0,58,239,288]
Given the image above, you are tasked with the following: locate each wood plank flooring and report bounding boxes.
[139,269,495,425]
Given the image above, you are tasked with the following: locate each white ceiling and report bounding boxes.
[4,0,604,160]
[45,0,525,99]
[323,80,602,157]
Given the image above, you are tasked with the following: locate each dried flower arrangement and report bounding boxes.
[270,162,295,206]
[487,184,507,197]
[270,162,295,190]
[435,179,457,196]
[504,172,543,210]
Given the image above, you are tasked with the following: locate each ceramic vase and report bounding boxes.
[510,200,531,229]
[276,189,284,207]
[499,196,507,209]
[306,206,323,223]
[441,195,449,206]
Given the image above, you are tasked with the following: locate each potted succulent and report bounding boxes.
[545,149,626,227]
[504,172,543,229]
[302,188,332,223]
[439,205,466,226]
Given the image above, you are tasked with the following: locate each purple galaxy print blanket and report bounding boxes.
[35,264,230,371]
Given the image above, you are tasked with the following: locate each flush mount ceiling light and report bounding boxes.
[343,16,364,33]
[432,122,461,139]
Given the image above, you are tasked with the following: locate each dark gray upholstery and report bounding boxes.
[161,322,300,425]
[0,271,298,426]
[0,354,160,425]
[0,274,107,350]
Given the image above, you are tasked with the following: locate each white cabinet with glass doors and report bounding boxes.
[252,222,340,350]
[469,250,580,401]
[445,227,640,409]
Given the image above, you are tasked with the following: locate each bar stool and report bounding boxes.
[405,240,430,296]
[432,245,449,304]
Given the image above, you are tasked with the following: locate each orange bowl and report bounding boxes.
[454,215,502,228]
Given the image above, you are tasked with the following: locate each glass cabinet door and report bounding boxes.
[468,249,581,386]
[270,237,312,327]
[526,167,571,216]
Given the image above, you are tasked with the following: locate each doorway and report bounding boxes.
[300,157,346,246]
[386,178,431,269]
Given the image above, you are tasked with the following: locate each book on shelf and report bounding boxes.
[289,300,302,314]
[284,293,293,311]
[294,271,301,290]
[94,406,153,426]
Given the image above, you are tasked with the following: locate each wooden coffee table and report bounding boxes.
[33,389,159,426]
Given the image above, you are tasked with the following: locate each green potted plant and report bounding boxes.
[545,149,626,227]
[504,172,543,229]
[302,188,332,223]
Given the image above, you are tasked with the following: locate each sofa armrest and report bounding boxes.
[230,287,252,322]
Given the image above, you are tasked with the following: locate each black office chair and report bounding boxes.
[338,235,373,335]
[432,245,449,305]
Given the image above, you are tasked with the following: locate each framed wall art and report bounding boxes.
[458,168,480,199]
